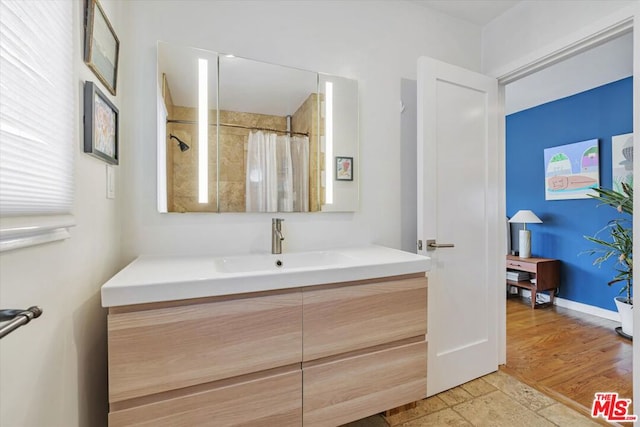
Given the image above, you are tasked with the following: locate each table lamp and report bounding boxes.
[508,210,542,258]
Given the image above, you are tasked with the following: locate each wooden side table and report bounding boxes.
[506,255,560,309]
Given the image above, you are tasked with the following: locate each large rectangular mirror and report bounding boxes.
[157,41,358,213]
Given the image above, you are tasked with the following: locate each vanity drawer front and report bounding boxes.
[109,369,302,427]
[108,291,302,403]
[303,276,427,361]
[506,259,536,273]
[303,340,427,427]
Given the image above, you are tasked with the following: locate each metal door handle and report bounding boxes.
[426,239,455,251]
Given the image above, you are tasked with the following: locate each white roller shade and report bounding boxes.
[0,0,74,250]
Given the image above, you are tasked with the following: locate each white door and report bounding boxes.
[417,57,501,397]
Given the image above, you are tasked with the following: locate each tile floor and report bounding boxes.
[342,370,600,427]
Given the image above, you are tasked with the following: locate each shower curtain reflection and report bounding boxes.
[246,131,309,212]
[291,136,309,212]
[276,134,293,212]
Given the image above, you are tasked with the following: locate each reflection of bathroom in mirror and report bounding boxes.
[157,42,219,213]
[218,56,318,213]
[157,41,358,213]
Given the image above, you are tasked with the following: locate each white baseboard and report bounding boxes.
[512,288,620,322]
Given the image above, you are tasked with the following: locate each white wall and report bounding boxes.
[400,78,418,253]
[482,0,636,77]
[505,32,633,114]
[0,1,124,426]
[119,0,481,260]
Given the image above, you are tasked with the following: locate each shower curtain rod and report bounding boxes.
[166,119,309,137]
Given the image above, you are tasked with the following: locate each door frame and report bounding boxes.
[493,3,638,403]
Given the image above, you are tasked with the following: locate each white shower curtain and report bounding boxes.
[246,131,277,212]
[276,135,294,212]
[291,136,309,212]
[246,131,309,212]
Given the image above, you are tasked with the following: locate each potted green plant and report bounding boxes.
[584,182,633,338]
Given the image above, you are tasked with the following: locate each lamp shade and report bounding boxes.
[508,210,542,224]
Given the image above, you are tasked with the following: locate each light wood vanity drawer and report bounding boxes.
[107,291,302,403]
[303,340,427,427]
[303,275,427,361]
[109,369,302,427]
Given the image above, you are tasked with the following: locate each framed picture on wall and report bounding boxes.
[336,156,353,181]
[84,0,120,95]
[612,133,633,194]
[84,81,119,165]
[544,139,599,200]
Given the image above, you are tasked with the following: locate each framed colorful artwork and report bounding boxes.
[544,139,599,200]
[84,81,119,165]
[336,156,353,181]
[612,133,633,194]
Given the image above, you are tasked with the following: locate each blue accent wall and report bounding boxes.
[506,77,633,311]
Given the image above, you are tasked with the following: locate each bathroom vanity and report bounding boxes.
[102,246,430,426]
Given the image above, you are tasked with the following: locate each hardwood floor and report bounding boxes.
[504,297,633,419]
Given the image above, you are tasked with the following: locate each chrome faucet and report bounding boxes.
[272,218,285,254]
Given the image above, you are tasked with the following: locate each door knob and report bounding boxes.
[426,239,455,251]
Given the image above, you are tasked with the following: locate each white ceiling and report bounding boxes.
[411,0,520,26]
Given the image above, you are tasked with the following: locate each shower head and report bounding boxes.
[170,134,190,152]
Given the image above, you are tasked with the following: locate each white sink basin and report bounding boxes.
[101,245,430,307]
[214,251,352,273]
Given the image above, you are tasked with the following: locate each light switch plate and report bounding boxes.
[106,165,115,199]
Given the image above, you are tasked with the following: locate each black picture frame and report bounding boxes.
[84,0,120,95]
[84,81,119,165]
[336,156,354,181]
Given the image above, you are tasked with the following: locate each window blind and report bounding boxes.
[0,0,74,250]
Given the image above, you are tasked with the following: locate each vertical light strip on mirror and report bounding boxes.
[198,58,208,203]
[215,55,221,212]
[325,81,334,204]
